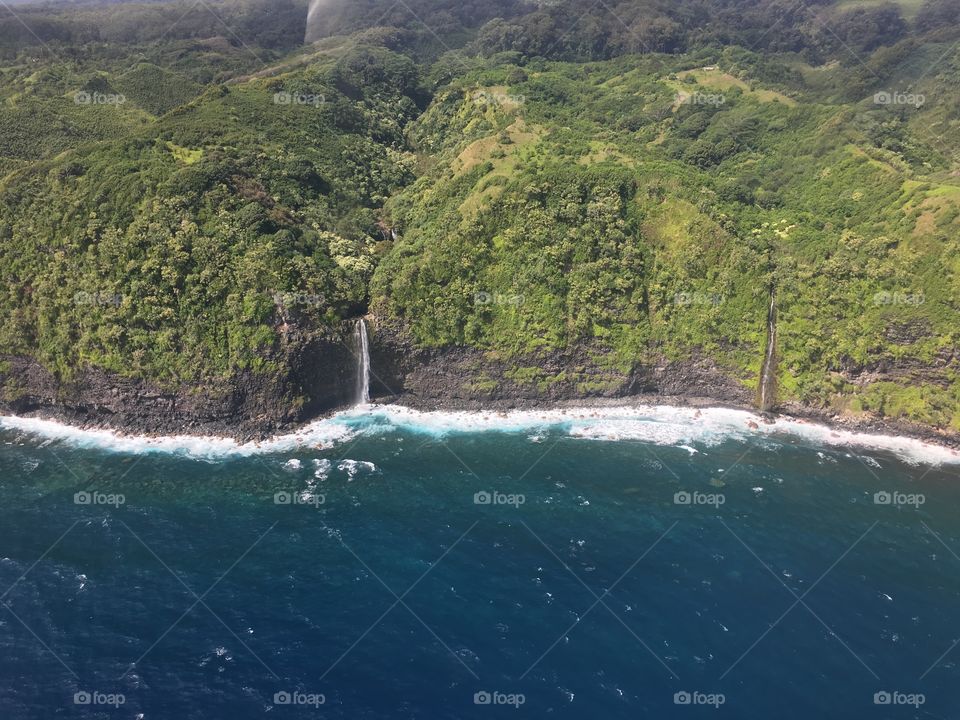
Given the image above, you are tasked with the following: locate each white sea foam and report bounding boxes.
[353,405,960,466]
[337,459,378,479]
[2,403,958,466]
[347,405,960,466]
[0,414,357,460]
[312,458,332,480]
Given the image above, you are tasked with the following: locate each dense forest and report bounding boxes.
[1,0,959,433]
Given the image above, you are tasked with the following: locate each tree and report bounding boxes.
[915,0,960,32]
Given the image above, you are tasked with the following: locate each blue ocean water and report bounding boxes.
[0,414,958,719]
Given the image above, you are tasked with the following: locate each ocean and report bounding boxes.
[0,405,957,718]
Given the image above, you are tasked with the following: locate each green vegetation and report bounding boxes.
[1,0,960,429]
[0,40,422,383]
[372,37,960,426]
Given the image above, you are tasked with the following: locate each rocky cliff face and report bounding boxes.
[0,325,359,439]
[2,315,957,448]
[366,316,753,410]
[0,315,753,437]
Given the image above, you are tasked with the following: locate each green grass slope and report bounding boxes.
[372,47,960,427]
[0,45,422,384]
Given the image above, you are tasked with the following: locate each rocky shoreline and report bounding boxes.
[385,394,960,452]
[2,316,958,452]
[2,391,959,457]
[2,379,958,455]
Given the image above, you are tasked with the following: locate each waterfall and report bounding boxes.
[305,0,322,43]
[305,0,343,44]
[354,319,371,405]
[758,288,777,412]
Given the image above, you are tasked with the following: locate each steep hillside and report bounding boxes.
[371,44,960,429]
[0,41,424,433]
[1,0,959,439]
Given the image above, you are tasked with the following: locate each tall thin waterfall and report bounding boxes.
[354,319,371,405]
[305,0,342,44]
[305,0,323,43]
[758,288,777,412]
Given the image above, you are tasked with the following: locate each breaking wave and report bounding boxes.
[2,404,958,466]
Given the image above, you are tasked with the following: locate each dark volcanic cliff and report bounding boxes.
[0,315,753,438]
[2,316,959,450]
[0,326,358,439]
[367,317,753,411]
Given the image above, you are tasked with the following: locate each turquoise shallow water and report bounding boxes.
[0,415,958,718]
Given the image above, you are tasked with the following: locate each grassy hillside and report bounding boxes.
[372,44,960,426]
[1,0,960,430]
[0,44,421,383]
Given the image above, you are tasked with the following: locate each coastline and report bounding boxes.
[3,394,959,465]
[6,317,958,454]
[382,392,960,452]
